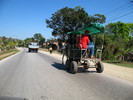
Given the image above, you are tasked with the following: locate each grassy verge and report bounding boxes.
[0,49,20,60]
[103,60,133,68]
[113,63,133,68]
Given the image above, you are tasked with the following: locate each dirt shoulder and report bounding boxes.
[0,49,19,60]
[40,50,133,83]
[102,63,133,82]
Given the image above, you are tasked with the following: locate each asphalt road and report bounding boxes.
[0,48,133,100]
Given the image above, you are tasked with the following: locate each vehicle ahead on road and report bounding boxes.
[64,23,105,74]
[28,42,39,53]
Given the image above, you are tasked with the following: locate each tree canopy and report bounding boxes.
[23,33,45,47]
[99,21,132,61]
[33,33,45,45]
[105,21,130,42]
[126,23,133,36]
[0,36,18,52]
[46,6,106,41]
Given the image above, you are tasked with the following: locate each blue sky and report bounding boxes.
[0,0,133,40]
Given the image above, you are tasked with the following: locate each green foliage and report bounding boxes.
[127,37,133,51]
[0,33,46,50]
[33,33,45,46]
[105,22,130,41]
[92,14,106,23]
[0,36,18,52]
[24,38,33,47]
[46,6,106,41]
[98,21,132,61]
[17,40,25,47]
[126,23,133,36]
[23,33,45,47]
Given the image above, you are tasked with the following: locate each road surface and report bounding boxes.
[0,48,133,100]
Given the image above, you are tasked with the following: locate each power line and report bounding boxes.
[104,1,133,23]
[106,4,133,18]
[107,5,133,20]
[106,11,133,23]
[105,2,130,16]
[96,0,123,13]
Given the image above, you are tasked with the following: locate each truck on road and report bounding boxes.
[28,42,39,53]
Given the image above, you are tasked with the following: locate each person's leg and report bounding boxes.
[91,46,94,56]
[87,46,91,58]
[88,46,94,58]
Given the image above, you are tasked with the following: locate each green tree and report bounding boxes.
[126,23,133,36]
[0,38,3,51]
[17,40,25,47]
[9,41,16,49]
[102,21,130,61]
[112,22,129,41]
[33,33,45,46]
[24,38,33,47]
[46,6,106,41]
[0,36,23,51]
[91,14,106,23]
[1,37,8,52]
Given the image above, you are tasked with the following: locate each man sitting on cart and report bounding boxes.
[77,30,95,59]
[77,30,90,49]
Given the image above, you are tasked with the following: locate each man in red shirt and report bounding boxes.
[77,30,90,49]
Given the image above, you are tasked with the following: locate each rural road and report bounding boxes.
[0,48,133,100]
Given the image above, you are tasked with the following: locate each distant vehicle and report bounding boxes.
[28,42,39,52]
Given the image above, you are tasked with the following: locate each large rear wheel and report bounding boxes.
[70,61,78,74]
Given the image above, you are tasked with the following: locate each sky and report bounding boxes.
[0,0,133,40]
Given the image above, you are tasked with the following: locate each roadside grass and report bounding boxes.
[103,60,133,68]
[113,63,133,68]
[0,49,20,60]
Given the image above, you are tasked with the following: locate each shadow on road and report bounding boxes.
[51,62,73,74]
[51,62,66,71]
[51,62,97,74]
